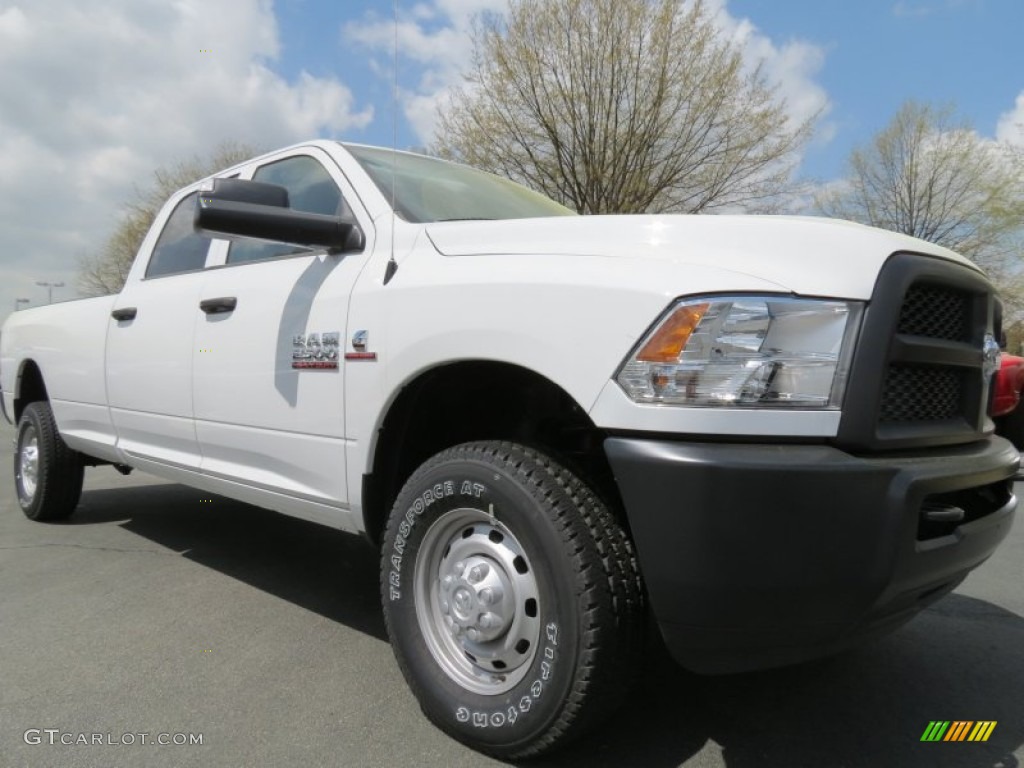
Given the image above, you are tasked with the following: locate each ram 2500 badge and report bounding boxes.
[1,141,1017,758]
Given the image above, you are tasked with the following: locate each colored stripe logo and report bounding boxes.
[921,721,997,742]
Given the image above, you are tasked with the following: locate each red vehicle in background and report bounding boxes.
[994,354,1024,450]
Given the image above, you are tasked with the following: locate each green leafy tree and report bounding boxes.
[435,0,815,214]
[77,142,260,296]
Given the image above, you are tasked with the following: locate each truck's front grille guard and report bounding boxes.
[877,281,991,439]
[836,253,997,451]
[879,283,975,425]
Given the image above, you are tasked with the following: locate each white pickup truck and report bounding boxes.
[2,140,1018,758]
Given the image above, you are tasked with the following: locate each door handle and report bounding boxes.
[199,297,237,315]
[111,307,137,321]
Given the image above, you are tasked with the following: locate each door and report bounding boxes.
[192,148,373,511]
[106,190,216,469]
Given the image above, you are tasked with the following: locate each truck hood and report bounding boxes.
[425,214,980,300]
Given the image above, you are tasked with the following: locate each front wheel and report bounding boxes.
[15,401,83,521]
[381,442,643,759]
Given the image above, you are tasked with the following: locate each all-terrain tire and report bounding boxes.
[380,441,643,759]
[14,401,84,521]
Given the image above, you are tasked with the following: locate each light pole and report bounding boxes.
[14,298,29,311]
[36,281,64,304]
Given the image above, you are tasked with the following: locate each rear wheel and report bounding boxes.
[381,441,643,759]
[15,401,83,521]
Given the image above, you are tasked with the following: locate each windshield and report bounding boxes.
[344,144,576,224]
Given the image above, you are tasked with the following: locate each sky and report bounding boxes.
[1,0,1023,325]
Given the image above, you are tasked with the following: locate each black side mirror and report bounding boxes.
[194,179,363,253]
[207,178,290,207]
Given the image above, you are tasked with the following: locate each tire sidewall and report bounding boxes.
[383,453,579,752]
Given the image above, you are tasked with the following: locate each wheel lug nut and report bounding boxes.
[466,628,480,642]
[479,612,501,630]
[441,600,449,613]
[441,574,454,590]
[453,561,465,576]
[479,587,502,605]
[467,563,489,583]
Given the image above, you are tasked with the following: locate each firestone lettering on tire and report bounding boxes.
[388,480,487,600]
[452,622,559,728]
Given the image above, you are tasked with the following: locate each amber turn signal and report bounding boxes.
[635,303,710,362]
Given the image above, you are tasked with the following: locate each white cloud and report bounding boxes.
[0,5,29,38]
[0,0,372,322]
[705,1,831,140]
[344,0,507,143]
[346,0,830,156]
[997,91,1024,146]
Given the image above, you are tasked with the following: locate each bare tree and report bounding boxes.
[434,0,815,215]
[77,142,260,296]
[817,101,1024,315]
[817,101,1023,259]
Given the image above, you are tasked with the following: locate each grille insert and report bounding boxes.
[880,365,963,423]
[897,284,970,342]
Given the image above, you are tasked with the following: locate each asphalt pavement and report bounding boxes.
[0,418,1021,768]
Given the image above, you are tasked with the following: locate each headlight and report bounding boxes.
[616,296,862,408]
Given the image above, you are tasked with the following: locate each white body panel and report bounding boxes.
[341,241,789,500]
[0,139,983,535]
[193,254,355,510]
[107,269,207,469]
[424,214,978,300]
[124,453,359,532]
[189,145,376,530]
[0,296,119,460]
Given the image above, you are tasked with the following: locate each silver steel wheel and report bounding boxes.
[414,507,542,695]
[17,425,40,502]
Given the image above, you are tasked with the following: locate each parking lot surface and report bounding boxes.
[1,418,1021,768]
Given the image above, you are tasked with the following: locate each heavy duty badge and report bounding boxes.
[292,332,340,370]
[345,330,377,361]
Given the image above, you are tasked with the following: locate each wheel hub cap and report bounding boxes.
[414,508,541,695]
[18,428,39,501]
[440,554,515,642]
